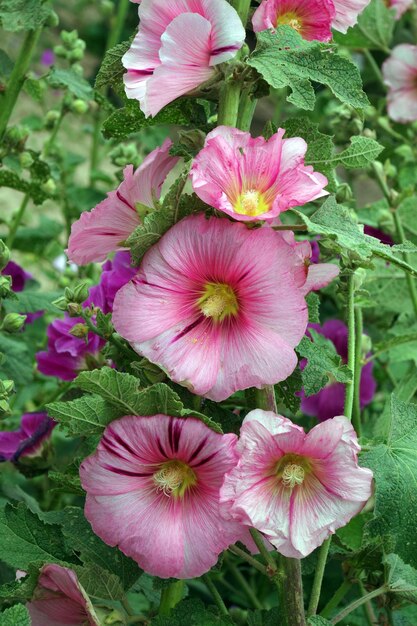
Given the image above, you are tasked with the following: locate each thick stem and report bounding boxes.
[254,385,278,413]
[278,556,306,626]
[237,89,257,131]
[202,574,229,616]
[7,194,30,248]
[218,77,241,127]
[320,579,352,619]
[158,580,184,616]
[352,306,363,437]
[0,28,42,140]
[331,586,387,625]
[344,273,356,421]
[393,210,417,317]
[307,537,331,616]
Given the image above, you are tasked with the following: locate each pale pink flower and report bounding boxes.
[112,214,338,402]
[27,564,100,626]
[221,411,373,558]
[122,0,246,117]
[80,414,243,579]
[383,44,417,123]
[332,0,371,32]
[389,0,414,18]
[190,126,328,222]
[252,0,335,42]
[67,140,179,265]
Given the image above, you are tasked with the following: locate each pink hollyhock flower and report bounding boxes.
[383,44,417,123]
[0,412,56,463]
[113,214,338,401]
[221,410,373,558]
[80,414,243,578]
[190,126,328,222]
[332,0,371,33]
[122,0,246,118]
[252,0,335,42]
[67,140,179,265]
[27,564,99,626]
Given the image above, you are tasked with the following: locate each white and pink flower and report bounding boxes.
[67,140,179,265]
[190,126,328,222]
[122,0,246,117]
[112,214,338,402]
[389,0,413,19]
[80,414,244,579]
[383,44,417,123]
[221,410,373,558]
[252,0,335,42]
[332,0,371,33]
[27,564,100,626]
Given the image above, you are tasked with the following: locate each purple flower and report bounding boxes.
[36,252,137,381]
[363,225,394,247]
[301,320,376,422]
[2,261,31,293]
[0,412,56,462]
[40,49,55,67]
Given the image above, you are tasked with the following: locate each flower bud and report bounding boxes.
[335,183,353,204]
[19,151,34,169]
[0,240,10,270]
[0,379,14,395]
[0,399,10,414]
[6,125,29,144]
[384,160,397,179]
[53,44,67,58]
[70,99,89,114]
[45,110,60,127]
[67,302,83,317]
[61,30,79,47]
[45,10,59,27]
[69,323,89,338]
[68,48,84,63]
[72,282,90,304]
[361,334,372,355]
[0,275,13,298]
[41,178,57,195]
[2,313,27,333]
[52,296,69,311]
[353,268,367,291]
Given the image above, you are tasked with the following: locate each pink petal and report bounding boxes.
[301,263,340,295]
[332,0,372,33]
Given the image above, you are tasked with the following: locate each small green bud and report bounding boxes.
[68,48,84,63]
[41,178,57,195]
[45,110,60,127]
[19,151,34,169]
[64,287,75,301]
[61,30,79,47]
[362,128,376,139]
[353,267,367,291]
[72,282,90,304]
[45,9,59,27]
[2,313,27,333]
[53,296,69,311]
[361,334,372,355]
[53,44,67,58]
[71,63,84,76]
[0,399,10,414]
[0,240,10,270]
[384,160,397,179]
[69,323,89,338]
[335,183,353,204]
[7,125,29,144]
[67,302,83,317]
[0,275,13,298]
[0,380,14,395]
[70,99,89,115]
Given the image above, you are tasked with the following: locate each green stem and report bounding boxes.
[278,556,306,626]
[254,384,278,413]
[218,77,241,127]
[106,0,131,52]
[228,562,263,609]
[344,272,356,421]
[362,49,385,87]
[307,538,331,616]
[0,28,42,140]
[202,574,229,616]
[320,579,352,619]
[230,0,251,26]
[249,528,277,573]
[352,306,363,437]
[6,194,30,248]
[358,581,378,626]
[44,104,66,156]
[228,545,268,576]
[90,110,102,186]
[331,586,387,625]
[393,210,417,317]
[237,89,257,131]
[158,580,184,616]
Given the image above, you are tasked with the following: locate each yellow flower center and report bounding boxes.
[234,189,269,217]
[277,12,302,32]
[275,454,310,490]
[153,460,197,498]
[281,463,305,488]
[197,282,239,322]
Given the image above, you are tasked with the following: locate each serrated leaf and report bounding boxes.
[75,562,125,601]
[0,0,53,31]
[48,470,84,495]
[0,563,39,602]
[362,396,417,568]
[47,67,93,100]
[385,554,417,603]
[248,26,369,111]
[150,598,234,625]
[337,136,384,169]
[306,292,320,324]
[0,334,33,385]
[0,503,74,569]
[0,604,31,626]
[4,290,61,314]
[95,38,132,90]
[307,618,332,626]
[0,169,48,205]
[275,367,303,414]
[286,78,316,110]
[334,0,395,51]
[47,394,123,436]
[75,367,142,415]
[297,330,352,396]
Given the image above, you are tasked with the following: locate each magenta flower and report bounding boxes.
[221,410,373,558]
[383,45,417,123]
[0,412,56,463]
[301,321,376,422]
[113,215,338,401]
[332,0,371,33]
[80,414,243,578]
[363,225,394,247]
[2,261,31,292]
[122,0,246,117]
[36,252,136,381]
[40,49,55,66]
[389,0,413,18]
[67,140,179,265]
[252,0,335,42]
[27,564,99,626]
[190,126,328,222]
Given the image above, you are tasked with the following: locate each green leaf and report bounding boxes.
[75,562,125,601]
[48,470,84,496]
[286,78,316,110]
[296,330,352,396]
[0,334,33,385]
[0,604,31,626]
[336,513,369,552]
[47,68,93,100]
[385,554,417,604]
[102,99,207,140]
[307,618,332,626]
[12,216,63,253]
[334,0,395,51]
[23,77,44,102]
[336,136,384,169]
[0,502,74,569]
[75,367,142,414]
[275,368,302,414]
[0,563,39,602]
[150,598,234,626]
[4,290,61,314]
[95,38,132,90]
[0,169,48,205]
[247,608,282,626]
[362,396,417,568]
[0,48,13,79]
[306,292,320,324]
[47,394,123,436]
[44,506,141,591]
[248,26,369,111]
[0,0,53,31]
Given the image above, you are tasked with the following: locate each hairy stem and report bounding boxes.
[331,586,387,625]
[218,76,241,127]
[229,545,268,576]
[307,537,331,616]
[0,28,42,140]
[352,306,363,437]
[202,574,229,616]
[237,88,257,131]
[278,556,306,626]
[7,194,30,248]
[320,579,353,619]
[393,210,417,317]
[158,580,184,616]
[344,272,356,420]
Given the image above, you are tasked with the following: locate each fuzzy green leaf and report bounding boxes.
[0,604,31,626]
[47,394,122,436]
[336,136,384,169]
[334,0,395,51]
[275,368,303,414]
[0,0,53,31]
[47,68,93,100]
[150,598,234,625]
[95,38,132,90]
[385,554,417,603]
[74,367,142,415]
[75,563,125,601]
